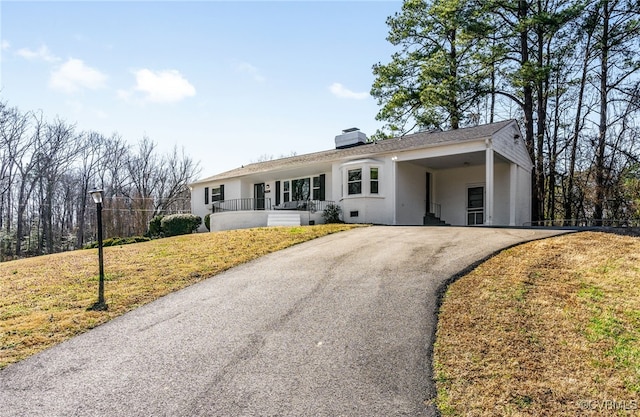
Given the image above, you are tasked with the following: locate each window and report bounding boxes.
[468,186,483,209]
[370,168,379,194]
[204,187,209,204]
[313,176,320,200]
[211,185,224,202]
[467,186,484,225]
[292,178,310,201]
[343,163,380,197]
[319,174,326,200]
[283,181,290,203]
[348,169,362,195]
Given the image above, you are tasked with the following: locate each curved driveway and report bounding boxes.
[1,226,567,416]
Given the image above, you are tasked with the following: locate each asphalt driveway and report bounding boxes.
[0,226,568,416]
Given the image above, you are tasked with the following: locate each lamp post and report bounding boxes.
[89,188,107,311]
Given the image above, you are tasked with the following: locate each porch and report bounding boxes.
[209,198,335,232]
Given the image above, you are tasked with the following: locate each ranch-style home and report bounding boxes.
[190,119,532,231]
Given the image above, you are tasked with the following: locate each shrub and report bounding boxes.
[322,203,343,224]
[148,215,164,238]
[204,213,211,231]
[160,213,202,237]
[84,236,150,249]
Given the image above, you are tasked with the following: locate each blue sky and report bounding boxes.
[1,1,402,178]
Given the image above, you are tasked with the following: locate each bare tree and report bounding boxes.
[74,131,105,248]
[591,0,640,224]
[0,100,203,260]
[0,102,29,257]
[34,118,84,254]
[154,146,200,216]
[8,110,39,257]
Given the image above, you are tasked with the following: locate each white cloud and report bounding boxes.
[49,58,108,94]
[129,69,196,103]
[236,62,265,82]
[329,82,369,100]
[17,44,59,63]
[1,40,10,50]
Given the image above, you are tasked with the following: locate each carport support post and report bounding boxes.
[485,143,494,225]
[509,164,517,226]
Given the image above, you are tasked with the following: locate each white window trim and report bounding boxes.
[341,160,383,199]
[280,174,328,202]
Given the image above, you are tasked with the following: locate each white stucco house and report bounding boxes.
[190,120,532,231]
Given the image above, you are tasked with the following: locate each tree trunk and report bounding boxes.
[564,26,592,225]
[449,28,460,130]
[536,0,547,221]
[594,0,609,225]
[519,0,539,222]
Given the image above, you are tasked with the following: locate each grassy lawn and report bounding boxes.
[434,232,640,416]
[0,224,361,369]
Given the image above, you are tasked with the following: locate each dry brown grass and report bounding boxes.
[434,232,640,416]
[0,224,361,369]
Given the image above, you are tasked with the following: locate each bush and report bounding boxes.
[84,236,150,249]
[322,203,343,224]
[204,213,211,231]
[160,213,202,237]
[148,215,164,238]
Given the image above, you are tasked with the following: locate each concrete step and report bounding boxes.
[423,213,449,226]
[267,212,301,227]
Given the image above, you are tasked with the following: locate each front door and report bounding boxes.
[467,186,484,225]
[254,183,265,210]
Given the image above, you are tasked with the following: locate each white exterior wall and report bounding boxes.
[492,162,511,225]
[264,180,276,207]
[492,121,534,170]
[224,180,242,200]
[334,158,393,225]
[435,162,522,226]
[395,162,427,225]
[191,179,242,232]
[209,210,325,232]
[210,211,270,231]
[516,165,532,225]
[435,165,485,225]
[238,180,251,199]
[190,183,209,231]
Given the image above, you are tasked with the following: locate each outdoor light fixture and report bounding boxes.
[90,188,103,205]
[88,188,107,311]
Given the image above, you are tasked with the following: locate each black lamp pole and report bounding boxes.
[89,188,107,311]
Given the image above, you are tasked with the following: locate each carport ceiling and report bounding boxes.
[409,151,509,170]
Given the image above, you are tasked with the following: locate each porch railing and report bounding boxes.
[212,198,272,212]
[212,199,336,213]
[302,200,336,213]
[427,202,441,219]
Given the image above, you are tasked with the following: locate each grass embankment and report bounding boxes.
[434,232,640,416]
[0,224,360,369]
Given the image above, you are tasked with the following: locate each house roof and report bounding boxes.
[192,119,517,184]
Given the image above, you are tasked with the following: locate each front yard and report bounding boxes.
[434,232,640,416]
